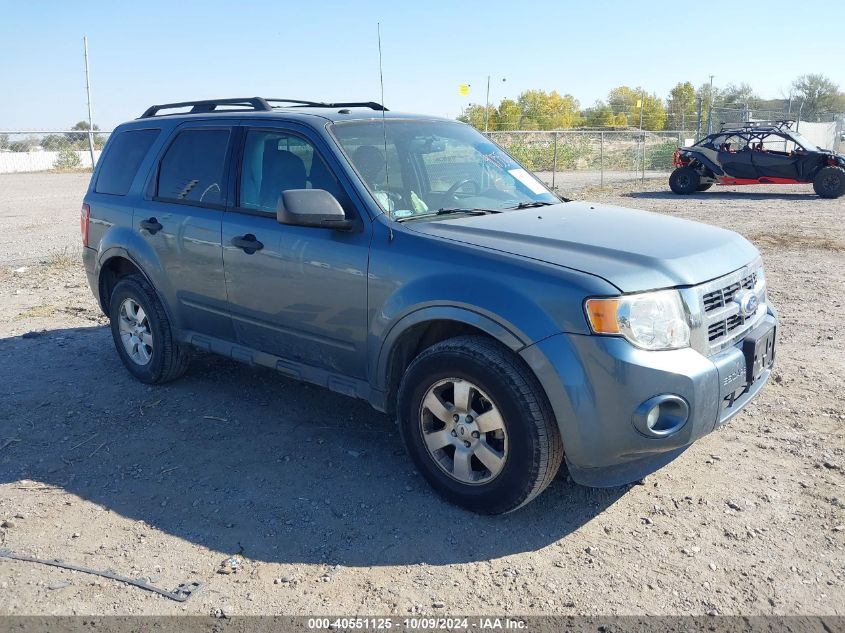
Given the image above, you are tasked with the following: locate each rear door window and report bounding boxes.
[95,129,160,196]
[156,129,231,206]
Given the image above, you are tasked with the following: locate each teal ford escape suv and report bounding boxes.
[81,97,777,513]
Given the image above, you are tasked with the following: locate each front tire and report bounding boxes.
[397,336,563,514]
[813,166,845,199]
[669,166,700,194]
[696,183,713,192]
[109,274,190,384]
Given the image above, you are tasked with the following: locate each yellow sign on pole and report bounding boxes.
[636,99,642,108]
[459,84,470,97]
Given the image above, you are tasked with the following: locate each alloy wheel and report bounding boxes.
[118,298,153,365]
[418,378,509,485]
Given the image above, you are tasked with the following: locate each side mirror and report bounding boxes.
[276,189,353,230]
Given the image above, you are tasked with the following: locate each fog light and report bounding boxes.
[633,395,689,438]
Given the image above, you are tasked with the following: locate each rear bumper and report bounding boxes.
[82,246,101,310]
[520,308,777,487]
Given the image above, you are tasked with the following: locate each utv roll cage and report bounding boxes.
[716,120,795,134]
[694,120,809,149]
[140,97,388,119]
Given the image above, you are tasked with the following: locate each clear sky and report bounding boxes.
[1,0,843,130]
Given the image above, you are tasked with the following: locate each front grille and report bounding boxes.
[702,272,757,313]
[690,263,765,355]
[708,312,745,342]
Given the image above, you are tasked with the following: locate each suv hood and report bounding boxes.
[405,202,759,292]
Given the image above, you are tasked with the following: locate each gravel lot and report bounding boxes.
[0,171,843,617]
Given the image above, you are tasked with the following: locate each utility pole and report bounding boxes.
[83,36,96,168]
[696,96,702,140]
[706,74,714,135]
[484,75,491,133]
[483,75,506,133]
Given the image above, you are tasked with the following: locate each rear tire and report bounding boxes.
[696,183,713,192]
[109,274,190,384]
[397,335,563,514]
[669,167,700,195]
[813,166,845,199]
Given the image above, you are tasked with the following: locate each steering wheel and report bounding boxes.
[445,179,480,198]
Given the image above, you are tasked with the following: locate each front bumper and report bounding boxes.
[520,308,777,487]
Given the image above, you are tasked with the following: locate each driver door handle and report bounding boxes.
[231,234,264,254]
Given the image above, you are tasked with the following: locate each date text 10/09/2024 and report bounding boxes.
[307,617,528,630]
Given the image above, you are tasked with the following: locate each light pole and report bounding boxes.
[83,36,95,168]
[484,75,506,134]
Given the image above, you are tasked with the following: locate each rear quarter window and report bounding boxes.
[95,129,160,196]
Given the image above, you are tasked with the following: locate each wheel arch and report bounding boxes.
[97,249,176,329]
[371,307,528,415]
[683,150,722,177]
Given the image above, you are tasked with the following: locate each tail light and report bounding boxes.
[80,203,90,247]
[672,150,682,167]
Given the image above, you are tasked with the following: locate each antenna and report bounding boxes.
[377,22,391,219]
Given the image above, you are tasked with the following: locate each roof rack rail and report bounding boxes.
[266,99,388,111]
[140,97,273,118]
[140,97,388,118]
[718,119,795,132]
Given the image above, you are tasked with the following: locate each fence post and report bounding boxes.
[641,132,646,183]
[600,132,604,187]
[551,132,558,191]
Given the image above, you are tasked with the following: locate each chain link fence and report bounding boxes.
[3,127,686,192]
[4,121,841,191]
[486,129,689,191]
[0,130,111,173]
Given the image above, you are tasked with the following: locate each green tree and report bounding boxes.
[8,136,38,152]
[458,104,498,131]
[496,98,522,130]
[54,147,82,170]
[607,86,666,130]
[65,121,104,149]
[667,82,697,131]
[545,91,581,129]
[516,89,581,130]
[41,134,67,151]
[582,101,627,128]
[720,82,760,107]
[696,82,724,132]
[791,74,844,120]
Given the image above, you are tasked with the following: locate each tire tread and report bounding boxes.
[400,335,563,513]
[110,274,190,384]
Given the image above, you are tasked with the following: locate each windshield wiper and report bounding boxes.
[505,201,556,210]
[435,207,498,216]
[393,207,500,223]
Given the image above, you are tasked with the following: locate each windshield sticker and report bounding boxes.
[482,151,514,169]
[508,168,547,195]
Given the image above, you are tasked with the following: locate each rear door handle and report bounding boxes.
[231,234,264,254]
[140,218,163,234]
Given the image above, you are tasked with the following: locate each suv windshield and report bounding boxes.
[331,119,558,220]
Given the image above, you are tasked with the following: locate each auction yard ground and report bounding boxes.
[0,172,843,616]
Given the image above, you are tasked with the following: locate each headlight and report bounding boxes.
[585,290,690,350]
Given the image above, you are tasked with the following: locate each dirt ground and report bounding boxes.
[0,171,843,617]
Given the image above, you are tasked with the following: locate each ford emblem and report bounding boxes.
[734,290,759,317]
